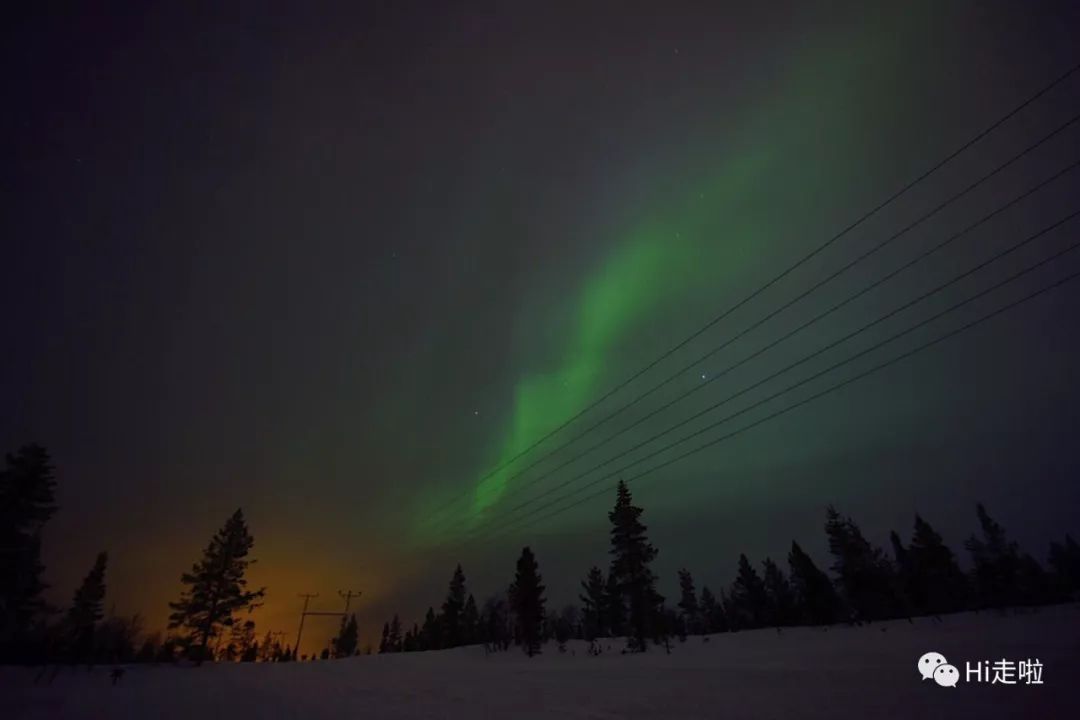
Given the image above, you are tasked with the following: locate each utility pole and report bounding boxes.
[293,588,362,658]
[338,589,362,615]
[294,593,319,658]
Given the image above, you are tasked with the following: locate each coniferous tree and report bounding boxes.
[229,618,256,663]
[441,564,467,647]
[1018,553,1054,605]
[906,514,968,614]
[167,509,266,662]
[96,613,142,663]
[608,480,662,651]
[420,607,440,650]
[388,613,402,652]
[676,569,701,635]
[66,551,107,662]
[699,586,727,633]
[378,621,390,653]
[462,594,479,645]
[334,614,359,657]
[825,506,897,621]
[1048,535,1080,596]
[729,554,769,629]
[603,571,624,637]
[761,557,796,627]
[508,546,546,656]
[480,594,511,651]
[787,541,841,625]
[0,444,58,662]
[965,503,1023,608]
[137,633,161,663]
[579,567,607,640]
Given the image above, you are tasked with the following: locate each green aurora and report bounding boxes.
[411,21,919,544]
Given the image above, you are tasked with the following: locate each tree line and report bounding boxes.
[2,443,1079,665]
[367,480,1080,657]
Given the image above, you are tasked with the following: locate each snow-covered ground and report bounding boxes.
[6,604,1079,719]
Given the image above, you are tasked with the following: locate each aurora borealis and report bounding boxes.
[4,1,1080,656]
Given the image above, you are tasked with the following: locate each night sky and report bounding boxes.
[4,2,1080,654]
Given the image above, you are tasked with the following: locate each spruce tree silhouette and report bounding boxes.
[388,614,403,652]
[167,508,265,663]
[699,586,727,633]
[907,514,969,614]
[761,558,796,627]
[65,551,107,663]
[378,622,390,653]
[787,541,841,625]
[965,503,1023,608]
[1048,535,1080,595]
[603,571,624,638]
[421,607,439,650]
[608,480,661,651]
[441,564,467,648]
[480,594,511,651]
[676,569,701,635]
[579,567,607,640]
[729,554,769,629]
[825,506,897,621]
[462,594,479,645]
[0,443,58,663]
[335,614,359,657]
[509,546,546,656]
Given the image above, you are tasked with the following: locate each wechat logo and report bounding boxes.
[918,651,959,688]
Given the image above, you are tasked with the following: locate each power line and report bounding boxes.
[466,215,1080,545]
[432,147,1080,539]
[489,262,1080,542]
[423,61,1080,530]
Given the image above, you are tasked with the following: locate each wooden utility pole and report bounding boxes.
[293,588,362,658]
[338,589,362,615]
[294,593,319,657]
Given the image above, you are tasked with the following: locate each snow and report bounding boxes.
[6,604,1079,719]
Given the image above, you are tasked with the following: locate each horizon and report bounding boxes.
[4,0,1080,668]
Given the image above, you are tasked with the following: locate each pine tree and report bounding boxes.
[889,530,913,616]
[761,557,796,627]
[462,594,479,646]
[334,614,358,657]
[420,607,440,650]
[603,571,624,637]
[441,564,467,648]
[729,554,769,629]
[702,585,729,633]
[388,614,402,652]
[965,503,1022,608]
[676,569,701,635]
[167,509,266,662]
[1048,534,1080,596]
[509,546,546,656]
[825,506,897,621]
[65,551,107,662]
[787,541,840,625]
[579,566,607,640]
[0,444,58,662]
[378,621,390,653]
[480,594,510,651]
[230,619,256,662]
[608,480,662,651]
[907,514,968,614]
